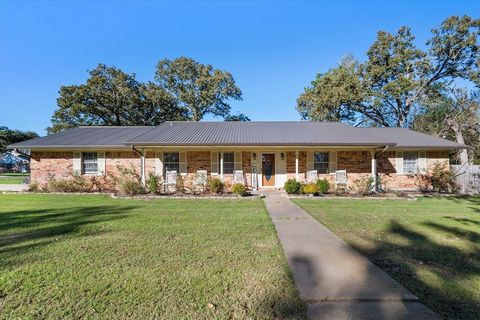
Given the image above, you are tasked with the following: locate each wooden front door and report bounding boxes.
[262,154,275,187]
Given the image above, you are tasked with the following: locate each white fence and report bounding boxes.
[451,165,480,195]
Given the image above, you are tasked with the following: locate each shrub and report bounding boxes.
[303,182,318,195]
[352,176,374,195]
[316,178,330,194]
[119,179,145,196]
[232,183,247,197]
[299,182,306,194]
[147,173,159,194]
[430,162,456,192]
[208,178,224,194]
[116,165,145,196]
[46,174,90,192]
[284,179,301,194]
[28,181,39,192]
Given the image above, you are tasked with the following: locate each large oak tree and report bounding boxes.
[155,57,242,121]
[297,16,480,128]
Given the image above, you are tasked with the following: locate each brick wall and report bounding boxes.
[30,149,451,191]
[30,151,73,184]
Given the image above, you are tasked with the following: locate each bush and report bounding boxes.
[147,173,159,194]
[208,178,224,194]
[316,178,330,194]
[352,176,373,195]
[299,182,306,194]
[284,179,301,194]
[28,181,39,192]
[119,179,145,196]
[430,162,456,192]
[303,182,318,195]
[116,165,145,196]
[232,183,247,197]
[46,174,90,192]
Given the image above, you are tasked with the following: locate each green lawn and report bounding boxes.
[293,196,480,320]
[0,173,28,184]
[0,195,305,319]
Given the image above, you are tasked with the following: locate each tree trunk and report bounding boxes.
[451,123,469,165]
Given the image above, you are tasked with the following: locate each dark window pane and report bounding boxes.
[314,152,329,174]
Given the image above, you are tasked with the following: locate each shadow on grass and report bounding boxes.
[0,205,136,267]
[349,219,480,320]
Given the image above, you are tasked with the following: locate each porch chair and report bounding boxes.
[307,170,318,183]
[195,170,208,191]
[164,170,177,192]
[335,170,348,187]
[233,170,244,184]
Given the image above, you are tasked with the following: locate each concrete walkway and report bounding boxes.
[0,184,29,192]
[263,191,439,320]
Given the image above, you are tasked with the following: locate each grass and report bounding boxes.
[293,196,480,320]
[0,173,28,184]
[0,194,305,319]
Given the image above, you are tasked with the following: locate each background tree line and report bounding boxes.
[48,57,249,134]
[297,15,480,164]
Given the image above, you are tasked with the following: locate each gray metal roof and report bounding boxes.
[8,122,467,149]
[8,126,154,149]
[123,121,396,146]
[360,127,465,149]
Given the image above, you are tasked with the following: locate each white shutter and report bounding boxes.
[396,151,404,175]
[155,152,163,176]
[97,151,105,175]
[211,151,219,175]
[234,151,242,171]
[329,151,337,173]
[418,151,427,174]
[179,151,187,175]
[307,151,314,171]
[73,152,81,175]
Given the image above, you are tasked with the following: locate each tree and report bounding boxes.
[297,16,480,128]
[155,57,242,121]
[0,126,38,152]
[224,113,251,121]
[412,88,480,164]
[48,64,188,133]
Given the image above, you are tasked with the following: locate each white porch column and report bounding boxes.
[371,150,377,192]
[220,152,224,180]
[141,149,146,187]
[295,151,299,181]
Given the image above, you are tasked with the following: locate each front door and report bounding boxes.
[262,154,275,187]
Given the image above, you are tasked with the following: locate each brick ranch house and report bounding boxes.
[9,121,466,191]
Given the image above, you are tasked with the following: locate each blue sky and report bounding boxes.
[1,0,479,135]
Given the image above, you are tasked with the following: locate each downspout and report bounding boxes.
[371,145,390,193]
[131,146,146,187]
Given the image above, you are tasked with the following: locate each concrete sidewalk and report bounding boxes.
[263,192,439,320]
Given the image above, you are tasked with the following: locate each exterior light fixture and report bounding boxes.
[253,153,257,160]
[281,153,285,160]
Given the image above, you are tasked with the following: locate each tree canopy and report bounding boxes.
[0,126,38,152]
[155,57,242,121]
[49,58,245,133]
[297,15,480,128]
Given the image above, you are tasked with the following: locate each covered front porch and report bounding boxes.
[135,147,382,190]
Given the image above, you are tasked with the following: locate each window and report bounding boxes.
[314,152,329,174]
[164,152,180,173]
[82,152,98,174]
[403,151,418,174]
[219,152,234,174]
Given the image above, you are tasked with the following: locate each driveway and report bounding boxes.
[263,191,439,320]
